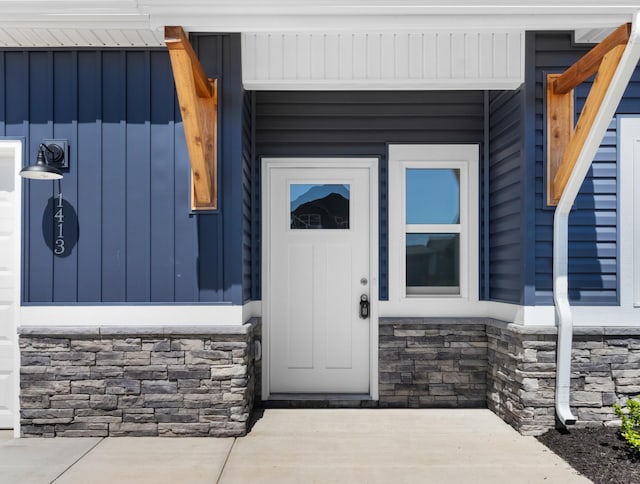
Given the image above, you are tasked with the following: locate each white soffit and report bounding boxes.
[242,31,525,90]
[0,2,636,48]
[0,29,165,48]
[0,0,163,47]
[574,27,617,44]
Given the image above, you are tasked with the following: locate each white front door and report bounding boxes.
[0,140,21,430]
[263,158,377,396]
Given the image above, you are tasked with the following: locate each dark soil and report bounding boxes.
[537,426,640,484]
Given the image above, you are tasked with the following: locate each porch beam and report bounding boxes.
[165,25,218,210]
[546,74,574,206]
[553,23,630,95]
[546,22,629,206]
[551,44,626,203]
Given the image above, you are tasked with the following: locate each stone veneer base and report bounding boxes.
[18,317,640,437]
[19,321,259,437]
[378,319,488,408]
[380,318,640,435]
[486,320,640,435]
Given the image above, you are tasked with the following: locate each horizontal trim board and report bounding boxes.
[18,323,255,337]
[244,80,525,91]
[381,300,640,327]
[19,301,262,326]
[3,16,638,36]
[17,298,640,328]
[242,31,524,90]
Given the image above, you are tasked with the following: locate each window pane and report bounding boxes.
[290,184,350,229]
[406,169,460,224]
[406,233,459,294]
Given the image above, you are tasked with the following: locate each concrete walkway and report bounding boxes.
[1,409,589,484]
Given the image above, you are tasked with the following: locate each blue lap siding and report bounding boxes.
[253,90,486,301]
[242,91,256,303]
[488,87,527,304]
[3,34,248,305]
[531,31,633,305]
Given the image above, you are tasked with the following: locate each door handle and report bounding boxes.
[359,294,370,319]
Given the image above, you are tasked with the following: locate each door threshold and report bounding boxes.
[268,393,373,401]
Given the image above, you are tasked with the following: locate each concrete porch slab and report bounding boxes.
[1,410,590,484]
[219,409,589,484]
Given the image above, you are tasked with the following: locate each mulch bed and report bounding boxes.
[537,426,640,484]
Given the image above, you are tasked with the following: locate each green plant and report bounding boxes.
[614,397,640,454]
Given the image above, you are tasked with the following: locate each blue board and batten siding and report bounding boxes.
[2,34,250,305]
[191,34,249,306]
[530,31,633,305]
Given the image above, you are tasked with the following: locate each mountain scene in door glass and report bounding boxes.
[290,184,350,229]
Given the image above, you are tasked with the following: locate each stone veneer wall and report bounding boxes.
[379,319,488,407]
[18,316,640,437]
[486,321,640,435]
[378,318,640,436]
[19,321,259,437]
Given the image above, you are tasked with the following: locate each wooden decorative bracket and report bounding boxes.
[547,23,630,206]
[165,26,218,210]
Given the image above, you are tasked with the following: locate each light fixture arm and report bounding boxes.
[39,143,65,165]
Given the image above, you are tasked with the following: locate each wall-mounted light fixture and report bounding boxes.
[19,140,69,180]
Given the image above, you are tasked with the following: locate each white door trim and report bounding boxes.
[261,157,379,401]
[0,139,23,436]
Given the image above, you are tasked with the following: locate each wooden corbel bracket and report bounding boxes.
[547,23,630,206]
[165,26,218,210]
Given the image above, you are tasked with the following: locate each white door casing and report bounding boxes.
[0,140,22,432]
[262,158,378,398]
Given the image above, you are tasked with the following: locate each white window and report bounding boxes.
[388,144,479,311]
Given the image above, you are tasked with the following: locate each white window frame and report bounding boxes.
[619,116,640,308]
[387,144,479,315]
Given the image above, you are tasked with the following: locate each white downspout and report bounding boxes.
[554,11,640,426]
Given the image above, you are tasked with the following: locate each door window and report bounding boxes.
[290,183,350,229]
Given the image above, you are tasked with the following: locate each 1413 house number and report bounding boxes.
[54,192,65,255]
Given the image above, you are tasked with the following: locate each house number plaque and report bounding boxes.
[54,192,65,255]
[43,192,77,258]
